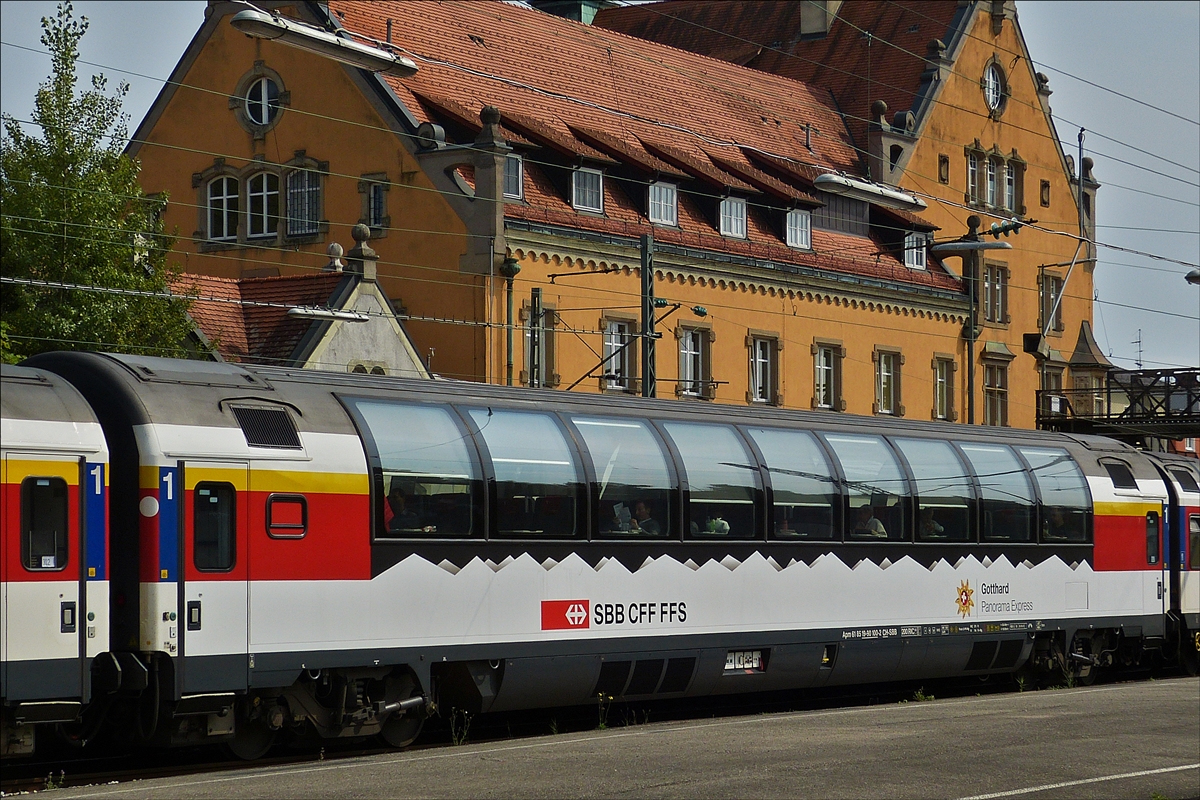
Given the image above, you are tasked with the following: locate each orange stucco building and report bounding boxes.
[131,0,1102,428]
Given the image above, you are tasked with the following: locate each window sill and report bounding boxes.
[572,206,606,217]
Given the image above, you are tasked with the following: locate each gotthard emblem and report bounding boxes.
[955,580,975,618]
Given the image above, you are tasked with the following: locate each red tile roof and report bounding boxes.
[595,1,963,155]
[327,0,956,291]
[177,272,346,364]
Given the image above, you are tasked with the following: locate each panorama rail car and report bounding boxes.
[2,352,1198,757]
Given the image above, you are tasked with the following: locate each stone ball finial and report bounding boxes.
[324,241,345,272]
[1082,156,1094,174]
[871,99,888,119]
[327,242,344,258]
[967,215,981,234]
[351,223,371,243]
[480,105,501,126]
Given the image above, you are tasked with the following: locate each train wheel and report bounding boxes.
[225,701,276,761]
[1182,629,1200,677]
[379,713,424,749]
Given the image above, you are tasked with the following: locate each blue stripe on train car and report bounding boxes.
[159,466,179,582]
[86,462,106,580]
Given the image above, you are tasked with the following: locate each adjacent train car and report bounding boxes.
[23,351,1199,757]
[1,365,109,756]
[1149,453,1200,672]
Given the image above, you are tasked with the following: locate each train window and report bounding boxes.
[349,400,480,538]
[663,422,759,539]
[1018,447,1090,543]
[266,494,307,539]
[1190,516,1199,570]
[894,439,972,542]
[821,434,908,541]
[745,427,835,540]
[21,476,68,571]
[194,482,236,571]
[571,416,671,538]
[467,409,582,538]
[1146,511,1160,565]
[1170,468,1199,494]
[1102,461,1137,490]
[958,444,1034,542]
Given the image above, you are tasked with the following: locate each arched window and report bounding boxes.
[247,172,279,238]
[207,176,238,241]
[983,63,1005,113]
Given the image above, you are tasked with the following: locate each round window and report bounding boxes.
[246,77,280,127]
[983,64,1004,112]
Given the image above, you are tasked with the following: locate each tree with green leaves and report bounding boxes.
[1,2,195,364]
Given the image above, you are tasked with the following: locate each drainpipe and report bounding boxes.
[499,257,520,386]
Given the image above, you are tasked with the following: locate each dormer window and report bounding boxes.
[785,208,812,249]
[504,154,523,200]
[572,167,603,213]
[719,196,747,238]
[904,232,927,270]
[648,181,677,226]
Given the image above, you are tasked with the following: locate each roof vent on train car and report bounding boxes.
[1102,461,1137,490]
[231,406,302,449]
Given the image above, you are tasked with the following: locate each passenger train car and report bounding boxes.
[3,352,1198,757]
[1,365,110,755]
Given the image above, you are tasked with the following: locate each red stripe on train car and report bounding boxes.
[1093,513,1155,571]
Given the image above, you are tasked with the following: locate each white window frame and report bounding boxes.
[984,362,1009,426]
[1004,163,1016,210]
[286,169,321,237]
[603,320,634,391]
[986,159,997,206]
[903,232,927,270]
[815,345,835,409]
[680,329,705,397]
[750,337,773,403]
[786,208,812,249]
[368,182,387,228]
[967,153,979,202]
[934,359,952,421]
[247,171,279,239]
[983,64,1003,111]
[877,352,898,415]
[207,176,238,241]
[504,154,524,200]
[984,264,1007,324]
[719,196,747,238]
[648,181,678,226]
[572,167,603,213]
[245,76,279,127]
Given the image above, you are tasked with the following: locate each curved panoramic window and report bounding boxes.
[958,443,1034,542]
[1019,447,1090,543]
[468,409,582,539]
[571,416,672,538]
[894,438,972,542]
[664,422,759,539]
[747,427,835,540]
[823,433,908,541]
[348,400,480,538]
[246,76,280,126]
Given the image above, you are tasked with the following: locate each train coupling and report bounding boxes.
[374,695,430,717]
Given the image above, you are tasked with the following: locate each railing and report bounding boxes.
[1037,368,1200,437]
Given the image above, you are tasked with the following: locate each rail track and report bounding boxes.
[1,665,1168,796]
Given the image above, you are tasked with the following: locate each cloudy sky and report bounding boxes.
[2,1,1197,370]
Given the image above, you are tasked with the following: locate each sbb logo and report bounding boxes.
[541,600,590,630]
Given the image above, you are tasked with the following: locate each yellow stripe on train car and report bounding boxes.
[1093,501,1164,518]
[4,458,81,484]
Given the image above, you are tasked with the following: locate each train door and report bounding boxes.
[181,462,249,694]
[2,454,83,701]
